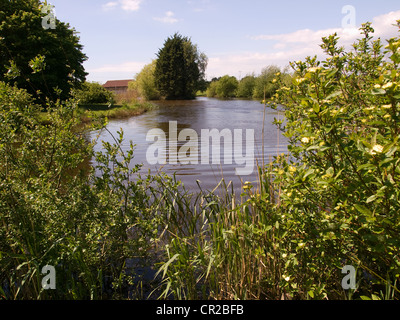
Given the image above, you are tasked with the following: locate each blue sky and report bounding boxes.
[49,0,400,83]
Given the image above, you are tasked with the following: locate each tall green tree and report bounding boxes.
[253,65,281,99]
[0,0,87,103]
[154,33,207,100]
[131,60,161,100]
[237,74,256,98]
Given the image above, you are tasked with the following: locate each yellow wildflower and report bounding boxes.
[308,67,321,73]
[295,78,306,85]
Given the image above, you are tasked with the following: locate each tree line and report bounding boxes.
[205,66,292,99]
[130,34,292,101]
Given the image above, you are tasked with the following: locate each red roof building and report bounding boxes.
[103,79,133,94]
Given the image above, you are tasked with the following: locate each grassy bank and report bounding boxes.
[38,101,156,125]
[78,101,156,122]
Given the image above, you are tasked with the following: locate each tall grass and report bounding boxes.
[150,158,289,300]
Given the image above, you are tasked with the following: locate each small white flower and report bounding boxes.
[301,137,310,144]
[371,144,384,155]
[382,82,394,90]
[381,104,392,109]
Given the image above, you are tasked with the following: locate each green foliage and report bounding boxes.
[0,0,87,102]
[72,82,115,105]
[252,65,282,99]
[207,67,291,100]
[130,60,161,101]
[266,21,400,299]
[206,75,238,98]
[153,21,400,301]
[0,82,160,299]
[3,17,400,301]
[154,33,208,100]
[236,75,256,98]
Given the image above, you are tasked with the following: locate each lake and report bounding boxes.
[91,97,288,193]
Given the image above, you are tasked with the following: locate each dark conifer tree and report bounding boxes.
[154,33,207,100]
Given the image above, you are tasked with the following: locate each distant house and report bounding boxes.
[103,79,133,94]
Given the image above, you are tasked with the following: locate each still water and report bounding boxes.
[91,97,288,193]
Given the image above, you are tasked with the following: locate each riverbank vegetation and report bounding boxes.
[71,81,155,122]
[151,22,400,300]
[1,0,400,301]
[206,66,292,100]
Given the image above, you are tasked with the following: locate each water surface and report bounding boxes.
[91,97,288,193]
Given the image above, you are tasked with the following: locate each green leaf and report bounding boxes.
[366,194,378,203]
[326,90,342,100]
[156,253,180,278]
[264,225,273,232]
[303,168,315,181]
[371,294,381,300]
[371,88,386,95]
[357,163,375,171]
[354,204,372,215]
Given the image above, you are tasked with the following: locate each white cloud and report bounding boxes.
[153,11,179,24]
[206,50,309,79]
[120,0,142,11]
[252,10,400,49]
[102,0,143,12]
[86,61,146,83]
[102,2,119,11]
[207,10,400,79]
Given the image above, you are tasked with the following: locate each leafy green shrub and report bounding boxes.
[268,21,400,299]
[206,80,218,98]
[0,82,161,299]
[130,60,161,101]
[206,75,238,98]
[72,82,115,105]
[253,65,281,99]
[236,75,256,98]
